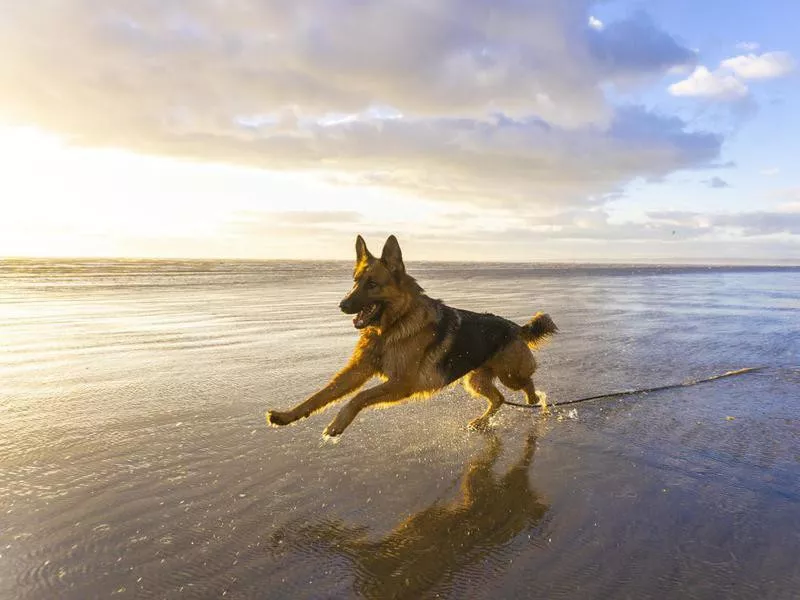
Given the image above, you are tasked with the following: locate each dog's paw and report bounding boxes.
[322,423,343,438]
[266,410,293,427]
[467,417,491,432]
[535,391,550,415]
[321,430,342,444]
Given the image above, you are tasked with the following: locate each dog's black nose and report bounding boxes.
[340,297,359,314]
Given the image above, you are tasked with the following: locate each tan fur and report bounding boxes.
[266,235,556,436]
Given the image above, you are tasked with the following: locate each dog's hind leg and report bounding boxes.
[464,368,505,431]
[499,370,547,411]
[495,343,548,414]
[514,378,549,414]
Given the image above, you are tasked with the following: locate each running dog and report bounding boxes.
[266,235,557,437]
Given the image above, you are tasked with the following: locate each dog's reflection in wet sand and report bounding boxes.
[274,432,548,599]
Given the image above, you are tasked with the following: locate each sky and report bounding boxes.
[0,0,799,263]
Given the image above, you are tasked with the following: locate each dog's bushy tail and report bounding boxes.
[520,312,558,348]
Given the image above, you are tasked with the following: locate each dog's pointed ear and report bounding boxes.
[355,235,372,263]
[381,235,405,276]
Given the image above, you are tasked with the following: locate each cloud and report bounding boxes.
[0,1,696,132]
[648,209,800,236]
[236,204,800,250]
[668,66,749,100]
[760,167,780,176]
[736,42,760,52]
[587,11,696,81]
[0,1,714,217]
[588,16,604,31]
[668,51,794,103]
[527,208,798,241]
[721,52,795,80]
[166,106,719,211]
[213,200,800,263]
[706,176,731,189]
[769,187,800,207]
[517,209,709,241]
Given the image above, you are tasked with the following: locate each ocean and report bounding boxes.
[1,259,798,599]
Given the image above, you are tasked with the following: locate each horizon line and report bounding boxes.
[2,255,799,268]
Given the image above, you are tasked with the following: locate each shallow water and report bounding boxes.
[1,260,799,599]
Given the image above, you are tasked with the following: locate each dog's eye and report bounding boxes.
[366,280,379,290]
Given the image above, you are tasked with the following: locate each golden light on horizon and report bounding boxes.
[0,127,269,257]
[0,126,453,260]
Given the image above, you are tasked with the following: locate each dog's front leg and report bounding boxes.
[323,381,412,437]
[267,361,374,427]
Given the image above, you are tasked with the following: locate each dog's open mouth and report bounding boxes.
[353,303,382,329]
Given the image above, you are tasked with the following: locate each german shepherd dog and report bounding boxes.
[266,235,557,437]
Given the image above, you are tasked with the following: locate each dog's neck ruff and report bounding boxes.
[374,295,431,344]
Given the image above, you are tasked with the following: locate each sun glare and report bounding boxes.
[0,126,450,259]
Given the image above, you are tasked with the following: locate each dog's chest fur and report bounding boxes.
[379,336,427,379]
[362,301,446,390]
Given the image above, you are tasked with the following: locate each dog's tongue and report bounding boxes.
[353,304,376,329]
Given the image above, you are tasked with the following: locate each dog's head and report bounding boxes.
[339,234,415,329]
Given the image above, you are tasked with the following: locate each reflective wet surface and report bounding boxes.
[1,260,798,599]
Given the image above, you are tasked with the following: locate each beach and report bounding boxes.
[1,260,799,599]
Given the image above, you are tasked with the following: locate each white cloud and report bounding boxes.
[669,50,794,103]
[588,16,604,30]
[0,0,712,217]
[721,51,795,80]
[736,42,760,52]
[760,167,780,176]
[162,107,719,212]
[668,66,748,100]
[0,0,696,136]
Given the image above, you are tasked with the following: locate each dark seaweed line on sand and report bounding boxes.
[505,367,769,409]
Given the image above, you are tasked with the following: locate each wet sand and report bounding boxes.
[1,261,799,599]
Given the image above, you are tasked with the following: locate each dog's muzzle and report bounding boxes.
[339,298,358,314]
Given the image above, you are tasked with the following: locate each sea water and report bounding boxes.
[1,260,798,599]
